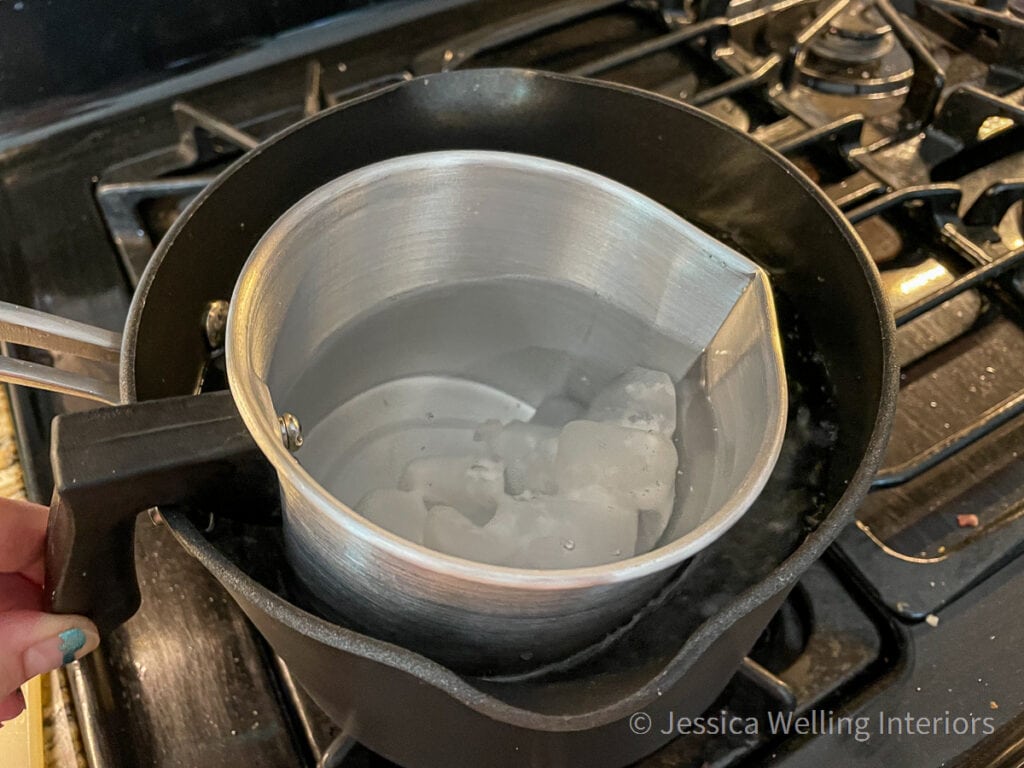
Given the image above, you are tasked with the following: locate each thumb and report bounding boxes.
[0,610,99,722]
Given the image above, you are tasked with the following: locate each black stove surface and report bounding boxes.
[1,1,1024,766]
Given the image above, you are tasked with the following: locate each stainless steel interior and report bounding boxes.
[228,150,788,667]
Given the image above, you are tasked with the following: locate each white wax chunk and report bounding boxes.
[355,489,428,543]
[475,420,559,496]
[398,455,504,525]
[353,364,681,566]
[423,505,519,565]
[555,420,677,504]
[586,366,677,435]
[498,492,638,569]
[555,420,677,551]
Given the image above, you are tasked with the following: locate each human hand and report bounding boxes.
[1,497,99,723]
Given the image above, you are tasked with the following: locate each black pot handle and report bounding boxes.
[44,390,279,634]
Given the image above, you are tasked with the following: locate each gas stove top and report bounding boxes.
[1,0,1023,766]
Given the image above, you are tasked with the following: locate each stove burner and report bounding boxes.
[797,0,914,95]
[807,0,895,64]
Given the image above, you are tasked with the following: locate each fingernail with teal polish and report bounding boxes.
[58,628,87,664]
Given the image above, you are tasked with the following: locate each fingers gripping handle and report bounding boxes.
[45,391,278,635]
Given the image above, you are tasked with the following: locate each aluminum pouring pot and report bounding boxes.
[226,150,788,668]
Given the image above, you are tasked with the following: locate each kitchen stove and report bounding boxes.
[1,0,1023,766]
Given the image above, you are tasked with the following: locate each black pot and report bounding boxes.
[4,70,895,768]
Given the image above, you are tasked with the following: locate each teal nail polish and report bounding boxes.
[58,628,87,665]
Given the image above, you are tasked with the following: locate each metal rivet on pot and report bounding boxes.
[203,300,230,349]
[279,413,303,452]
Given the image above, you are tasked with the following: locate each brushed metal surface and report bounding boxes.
[0,300,122,404]
[228,150,788,669]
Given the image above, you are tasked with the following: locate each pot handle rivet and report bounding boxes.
[203,300,230,349]
[279,412,303,452]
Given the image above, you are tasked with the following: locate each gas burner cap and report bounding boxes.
[796,0,913,96]
[807,2,895,64]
